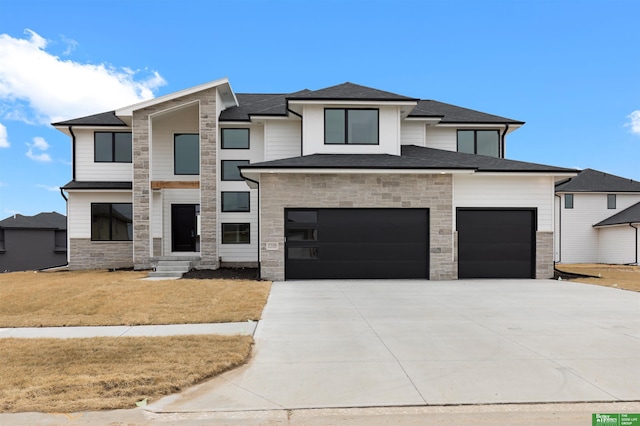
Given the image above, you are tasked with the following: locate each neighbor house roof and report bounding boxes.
[52,111,128,127]
[241,145,577,174]
[594,201,640,227]
[555,168,640,192]
[61,181,133,190]
[0,212,66,230]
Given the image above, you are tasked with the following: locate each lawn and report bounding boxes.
[0,270,271,413]
[555,263,640,292]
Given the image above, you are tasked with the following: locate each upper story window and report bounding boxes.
[95,132,132,163]
[221,128,250,149]
[564,194,574,209]
[325,109,379,145]
[607,194,616,209]
[221,160,250,181]
[174,133,199,175]
[91,203,133,241]
[457,130,500,157]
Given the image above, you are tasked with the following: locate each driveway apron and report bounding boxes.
[148,279,640,412]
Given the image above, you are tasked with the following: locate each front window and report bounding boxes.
[91,203,133,241]
[221,160,250,181]
[607,194,616,209]
[222,223,250,244]
[457,130,500,157]
[221,128,250,149]
[565,194,574,209]
[325,109,378,145]
[95,132,132,163]
[221,192,250,212]
[174,133,199,175]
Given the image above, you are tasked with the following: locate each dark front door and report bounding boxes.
[285,208,429,280]
[457,209,536,278]
[172,204,196,252]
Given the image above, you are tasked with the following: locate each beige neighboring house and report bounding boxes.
[53,78,577,280]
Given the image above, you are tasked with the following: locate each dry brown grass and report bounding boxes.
[556,264,640,292]
[0,335,253,413]
[0,270,271,327]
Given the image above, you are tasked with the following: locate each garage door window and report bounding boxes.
[288,247,319,259]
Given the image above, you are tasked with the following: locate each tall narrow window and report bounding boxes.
[607,194,616,209]
[564,194,574,209]
[174,133,199,175]
[91,203,133,241]
[325,109,378,145]
[95,132,132,163]
[457,130,500,157]
[221,129,250,149]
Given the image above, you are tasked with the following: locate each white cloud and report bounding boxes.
[0,122,7,147]
[0,29,166,124]
[627,110,640,135]
[36,184,59,192]
[25,136,51,162]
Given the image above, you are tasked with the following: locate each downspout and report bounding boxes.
[68,126,76,180]
[631,223,639,265]
[240,173,261,280]
[554,193,562,264]
[59,188,69,267]
[287,108,303,156]
[501,124,509,158]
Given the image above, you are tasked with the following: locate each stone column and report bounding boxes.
[198,89,218,269]
[536,231,554,278]
[132,110,151,270]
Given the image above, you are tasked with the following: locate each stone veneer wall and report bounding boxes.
[69,239,133,270]
[536,231,554,278]
[132,88,217,270]
[259,173,456,281]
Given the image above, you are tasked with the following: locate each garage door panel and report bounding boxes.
[318,242,427,262]
[286,260,428,280]
[459,261,533,279]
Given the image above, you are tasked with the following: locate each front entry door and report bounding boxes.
[172,204,197,252]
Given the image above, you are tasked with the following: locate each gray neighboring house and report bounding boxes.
[0,212,67,272]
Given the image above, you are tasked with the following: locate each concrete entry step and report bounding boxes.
[148,258,194,279]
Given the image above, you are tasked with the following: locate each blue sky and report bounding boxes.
[0,0,638,217]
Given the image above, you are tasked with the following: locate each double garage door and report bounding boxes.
[284,208,535,280]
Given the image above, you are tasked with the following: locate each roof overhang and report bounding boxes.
[287,99,419,117]
[436,123,524,133]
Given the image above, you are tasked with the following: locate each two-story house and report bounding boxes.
[54,78,576,280]
[555,169,640,265]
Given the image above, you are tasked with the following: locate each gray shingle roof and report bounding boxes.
[0,212,66,230]
[410,100,524,124]
[241,145,576,173]
[555,169,640,192]
[61,181,132,190]
[594,201,640,227]
[287,82,418,101]
[52,111,128,127]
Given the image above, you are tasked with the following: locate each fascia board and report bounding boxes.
[241,168,476,175]
[287,100,418,107]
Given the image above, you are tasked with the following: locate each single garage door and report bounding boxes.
[457,209,535,279]
[285,208,429,280]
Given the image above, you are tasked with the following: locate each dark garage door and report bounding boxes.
[457,209,535,279]
[285,208,429,280]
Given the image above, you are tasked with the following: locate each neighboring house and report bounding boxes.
[0,212,67,272]
[555,169,640,265]
[53,78,577,280]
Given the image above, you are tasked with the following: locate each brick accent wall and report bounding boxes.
[536,231,554,278]
[259,173,455,281]
[132,88,217,270]
[69,239,133,270]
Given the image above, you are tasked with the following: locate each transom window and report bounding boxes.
[91,203,133,241]
[325,109,379,145]
[174,133,199,175]
[457,130,500,157]
[607,194,616,209]
[221,160,250,181]
[221,128,250,149]
[565,194,574,209]
[222,223,250,244]
[95,132,132,163]
[221,192,250,212]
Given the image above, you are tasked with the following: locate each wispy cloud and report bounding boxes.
[26,136,51,162]
[60,35,78,56]
[0,122,7,147]
[36,184,60,192]
[627,110,640,136]
[0,29,166,124]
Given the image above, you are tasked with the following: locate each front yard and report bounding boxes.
[555,263,640,292]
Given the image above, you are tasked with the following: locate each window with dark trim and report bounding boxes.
[325,108,379,145]
[457,130,500,157]
[221,192,250,212]
[91,203,133,241]
[174,133,199,175]
[222,223,250,244]
[221,160,250,181]
[607,194,616,209]
[221,128,250,149]
[565,194,574,209]
[95,132,132,163]
[285,209,319,260]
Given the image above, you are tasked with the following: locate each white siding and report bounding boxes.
[400,122,425,146]
[218,189,259,262]
[264,120,300,160]
[161,189,200,255]
[74,128,132,181]
[558,193,640,263]
[597,226,636,264]
[425,127,457,152]
[67,191,132,238]
[453,175,555,231]
[152,191,162,238]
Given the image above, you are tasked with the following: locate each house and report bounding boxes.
[53,78,577,280]
[0,212,67,272]
[555,169,640,265]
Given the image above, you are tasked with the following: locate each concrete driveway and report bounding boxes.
[149,279,640,412]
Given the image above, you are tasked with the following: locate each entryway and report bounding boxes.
[171,204,198,252]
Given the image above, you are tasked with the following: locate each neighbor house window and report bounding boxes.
[222,223,250,244]
[95,132,132,163]
[221,192,250,212]
[174,133,199,175]
[221,160,250,181]
[325,109,379,145]
[565,194,574,209]
[457,130,500,157]
[91,203,133,241]
[221,128,250,149]
[607,194,616,209]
